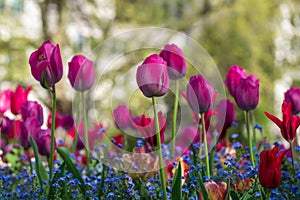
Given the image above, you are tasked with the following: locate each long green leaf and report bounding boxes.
[30,136,49,190]
[56,147,86,195]
[198,171,209,200]
[171,161,182,200]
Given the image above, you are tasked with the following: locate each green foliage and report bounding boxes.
[171,161,182,200]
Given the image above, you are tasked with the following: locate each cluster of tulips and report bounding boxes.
[0,40,300,199]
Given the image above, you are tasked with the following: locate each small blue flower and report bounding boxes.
[254,124,263,132]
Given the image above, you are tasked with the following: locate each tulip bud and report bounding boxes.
[186,75,214,114]
[68,55,94,91]
[112,105,133,130]
[21,101,44,126]
[11,85,31,115]
[136,54,169,97]
[258,145,287,189]
[159,44,186,80]
[19,118,41,149]
[29,41,63,88]
[225,65,247,96]
[234,75,259,111]
[36,128,55,157]
[284,87,300,115]
[0,89,12,114]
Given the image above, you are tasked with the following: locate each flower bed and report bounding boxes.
[0,41,300,200]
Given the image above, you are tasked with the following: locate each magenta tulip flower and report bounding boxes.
[19,118,41,149]
[159,44,186,80]
[234,75,259,111]
[68,55,94,91]
[10,85,31,115]
[47,111,74,131]
[136,54,169,97]
[36,128,55,157]
[0,116,14,136]
[225,65,247,97]
[21,101,44,126]
[284,87,300,115]
[0,89,12,114]
[186,75,214,114]
[29,40,63,88]
[112,105,133,130]
[215,99,236,141]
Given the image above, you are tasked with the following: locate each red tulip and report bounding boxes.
[265,101,300,142]
[284,87,300,115]
[10,85,31,115]
[159,44,186,80]
[133,112,166,147]
[68,55,94,91]
[225,65,247,97]
[136,54,169,97]
[0,89,12,114]
[29,41,63,88]
[21,101,44,126]
[258,145,287,189]
[186,75,214,114]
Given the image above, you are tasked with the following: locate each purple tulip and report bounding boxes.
[68,55,94,91]
[235,75,259,111]
[215,99,236,142]
[225,66,247,96]
[29,41,63,88]
[0,116,14,136]
[21,101,44,126]
[284,87,300,115]
[61,114,74,131]
[19,118,41,149]
[136,54,169,97]
[36,128,55,157]
[11,85,31,115]
[112,105,133,130]
[159,44,186,80]
[186,75,214,114]
[0,89,12,114]
[0,139,5,151]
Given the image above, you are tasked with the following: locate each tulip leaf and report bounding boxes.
[198,172,209,200]
[56,147,86,195]
[30,136,49,190]
[230,191,240,200]
[171,161,182,200]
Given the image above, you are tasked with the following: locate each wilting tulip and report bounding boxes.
[29,41,63,88]
[0,90,12,114]
[234,75,259,111]
[136,54,169,97]
[133,112,166,147]
[36,128,55,157]
[215,99,236,142]
[284,87,300,115]
[258,145,287,189]
[199,180,227,200]
[186,75,214,114]
[225,65,247,96]
[68,55,94,91]
[159,44,186,80]
[11,85,31,115]
[265,101,300,142]
[21,101,44,126]
[112,105,133,130]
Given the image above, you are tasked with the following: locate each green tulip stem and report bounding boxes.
[82,91,91,177]
[171,80,179,156]
[245,111,255,167]
[49,86,56,179]
[197,116,203,165]
[72,93,81,153]
[289,140,296,177]
[266,189,271,200]
[27,149,33,174]
[152,97,167,200]
[201,113,210,179]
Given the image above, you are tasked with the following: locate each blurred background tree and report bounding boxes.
[1,0,300,141]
